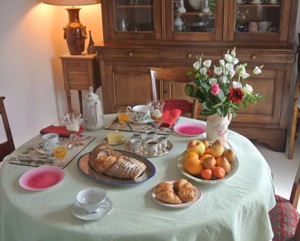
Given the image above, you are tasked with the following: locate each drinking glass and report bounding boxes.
[147,100,165,133]
[117,109,130,127]
[52,142,68,167]
[63,112,82,141]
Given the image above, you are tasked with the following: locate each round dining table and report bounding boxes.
[0,115,276,241]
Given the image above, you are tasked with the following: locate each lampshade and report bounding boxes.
[42,0,101,6]
[42,0,101,55]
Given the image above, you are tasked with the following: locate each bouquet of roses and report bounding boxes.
[185,48,265,117]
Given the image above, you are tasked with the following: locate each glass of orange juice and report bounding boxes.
[147,100,165,133]
[52,142,68,166]
[117,109,130,127]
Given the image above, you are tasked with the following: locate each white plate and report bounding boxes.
[151,180,201,208]
[249,1,263,3]
[177,152,239,184]
[71,197,113,221]
[19,166,64,191]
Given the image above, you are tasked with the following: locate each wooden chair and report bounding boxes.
[149,67,199,119]
[0,97,15,162]
[269,164,300,241]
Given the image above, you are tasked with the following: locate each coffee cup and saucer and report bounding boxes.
[71,187,113,221]
[127,105,151,124]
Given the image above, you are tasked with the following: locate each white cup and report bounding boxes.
[259,21,272,33]
[76,187,107,213]
[145,138,159,156]
[127,105,150,122]
[42,133,59,154]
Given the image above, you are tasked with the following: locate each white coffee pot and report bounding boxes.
[83,87,104,131]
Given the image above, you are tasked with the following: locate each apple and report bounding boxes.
[186,140,206,156]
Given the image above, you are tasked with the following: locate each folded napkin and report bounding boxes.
[40,125,84,137]
[161,109,182,128]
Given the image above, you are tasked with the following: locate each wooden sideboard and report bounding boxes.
[95,0,299,151]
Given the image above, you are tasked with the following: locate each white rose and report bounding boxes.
[241,71,250,79]
[243,84,253,94]
[214,67,223,76]
[232,58,239,65]
[193,61,201,70]
[233,81,242,88]
[200,67,208,75]
[203,60,212,68]
[225,63,234,72]
[225,53,233,63]
[231,48,236,57]
[209,78,218,85]
[219,59,225,66]
[253,66,262,74]
[220,76,228,83]
[228,69,236,78]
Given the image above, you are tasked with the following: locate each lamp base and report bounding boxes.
[64,8,87,55]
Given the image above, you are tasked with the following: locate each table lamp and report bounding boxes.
[42,0,101,55]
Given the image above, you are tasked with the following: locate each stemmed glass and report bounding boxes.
[63,112,82,142]
[147,100,165,134]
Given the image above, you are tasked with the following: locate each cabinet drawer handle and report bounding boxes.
[251,54,256,60]
[129,52,134,57]
[188,52,192,58]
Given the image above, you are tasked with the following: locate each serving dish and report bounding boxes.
[77,150,156,186]
[19,166,64,191]
[103,136,127,146]
[125,139,173,158]
[177,152,239,184]
[151,180,201,208]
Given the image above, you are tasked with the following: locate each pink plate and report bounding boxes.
[173,123,206,136]
[19,166,64,191]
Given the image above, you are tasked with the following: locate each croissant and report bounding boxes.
[153,182,174,194]
[178,187,195,203]
[155,190,182,204]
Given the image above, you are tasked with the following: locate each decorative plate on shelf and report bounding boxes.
[177,152,239,184]
[77,150,156,186]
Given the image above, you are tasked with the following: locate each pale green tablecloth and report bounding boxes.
[0,116,276,241]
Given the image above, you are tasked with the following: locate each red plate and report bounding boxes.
[19,166,64,191]
[173,123,206,136]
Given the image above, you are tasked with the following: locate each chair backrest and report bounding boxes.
[149,67,199,119]
[0,97,15,162]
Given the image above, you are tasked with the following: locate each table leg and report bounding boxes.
[78,90,83,115]
[66,90,72,113]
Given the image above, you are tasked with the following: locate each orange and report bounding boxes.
[212,167,225,179]
[184,151,200,160]
[184,157,203,176]
[200,154,213,163]
[201,169,213,180]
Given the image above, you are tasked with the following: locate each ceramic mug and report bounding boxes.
[42,133,59,154]
[259,21,272,33]
[127,105,150,123]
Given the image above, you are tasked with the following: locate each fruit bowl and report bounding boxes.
[177,151,239,184]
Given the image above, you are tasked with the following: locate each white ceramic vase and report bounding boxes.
[206,113,232,145]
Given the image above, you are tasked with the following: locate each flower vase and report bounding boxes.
[206,114,232,145]
[87,30,96,54]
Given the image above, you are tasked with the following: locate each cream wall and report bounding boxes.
[0,0,103,147]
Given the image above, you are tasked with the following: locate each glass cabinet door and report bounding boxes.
[225,0,291,44]
[165,0,223,41]
[105,0,162,41]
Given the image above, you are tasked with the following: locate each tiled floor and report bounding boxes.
[252,137,300,212]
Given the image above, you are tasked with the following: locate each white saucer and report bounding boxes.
[130,118,152,124]
[71,197,113,221]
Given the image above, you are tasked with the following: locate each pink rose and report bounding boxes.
[211,83,220,96]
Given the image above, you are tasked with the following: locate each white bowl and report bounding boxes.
[76,187,107,213]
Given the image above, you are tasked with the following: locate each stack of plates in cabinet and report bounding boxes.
[265,0,280,4]
[237,0,247,3]
[249,0,263,3]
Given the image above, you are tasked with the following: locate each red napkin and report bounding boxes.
[40,125,84,137]
[161,109,182,128]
